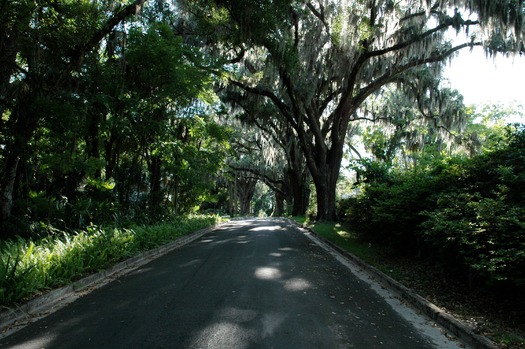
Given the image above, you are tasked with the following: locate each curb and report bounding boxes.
[292,221,498,349]
[0,223,220,336]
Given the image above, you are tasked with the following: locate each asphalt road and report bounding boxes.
[0,218,467,349]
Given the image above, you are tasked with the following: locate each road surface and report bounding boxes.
[0,218,466,348]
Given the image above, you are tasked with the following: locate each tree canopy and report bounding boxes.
[178,0,524,220]
[0,0,523,231]
[0,0,230,236]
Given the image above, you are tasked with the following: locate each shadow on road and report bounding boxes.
[0,218,465,349]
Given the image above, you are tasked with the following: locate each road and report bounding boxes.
[0,218,466,349]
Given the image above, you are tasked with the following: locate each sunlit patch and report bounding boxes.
[336,230,352,238]
[250,225,282,232]
[278,247,294,251]
[15,335,55,349]
[283,278,312,291]
[189,322,251,349]
[254,267,282,280]
[269,252,282,257]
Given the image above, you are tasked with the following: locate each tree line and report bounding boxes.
[1,0,524,240]
[0,1,233,238]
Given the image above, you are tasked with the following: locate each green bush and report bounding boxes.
[342,160,438,256]
[421,190,525,286]
[342,126,525,288]
[0,215,219,305]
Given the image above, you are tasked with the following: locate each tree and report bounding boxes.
[0,1,233,236]
[223,89,311,216]
[0,0,148,230]
[358,67,468,167]
[183,0,524,220]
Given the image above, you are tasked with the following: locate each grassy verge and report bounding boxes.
[295,218,396,274]
[296,217,525,349]
[0,215,222,307]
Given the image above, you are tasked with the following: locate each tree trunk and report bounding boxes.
[86,103,102,179]
[0,154,19,228]
[236,176,257,216]
[104,133,118,180]
[284,137,310,216]
[312,162,339,221]
[272,190,284,217]
[228,182,237,216]
[305,133,344,222]
[287,167,310,216]
[148,155,163,213]
[0,90,40,231]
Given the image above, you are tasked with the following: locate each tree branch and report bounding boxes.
[306,1,329,33]
[228,79,295,128]
[355,41,482,109]
[59,0,146,85]
[228,165,285,195]
[367,16,479,59]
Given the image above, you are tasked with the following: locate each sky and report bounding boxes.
[442,46,525,110]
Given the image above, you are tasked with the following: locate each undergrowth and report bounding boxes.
[0,215,220,306]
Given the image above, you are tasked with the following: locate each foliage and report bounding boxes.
[341,125,525,288]
[345,159,438,254]
[190,0,525,221]
[0,2,231,237]
[0,215,220,306]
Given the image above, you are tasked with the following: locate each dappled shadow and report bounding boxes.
[0,218,451,349]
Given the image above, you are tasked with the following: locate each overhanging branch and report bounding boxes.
[368,17,479,59]
[355,41,482,108]
[228,165,285,195]
[228,79,295,128]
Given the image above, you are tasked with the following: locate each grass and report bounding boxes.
[297,217,525,349]
[301,220,398,275]
[0,215,221,307]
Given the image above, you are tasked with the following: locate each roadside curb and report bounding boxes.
[292,220,497,349]
[0,223,220,336]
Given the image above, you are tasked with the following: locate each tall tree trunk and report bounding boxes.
[304,131,345,222]
[287,167,310,216]
[311,161,340,221]
[86,103,102,179]
[284,137,310,216]
[148,155,163,213]
[272,189,284,217]
[228,182,238,216]
[236,176,257,216]
[0,154,19,228]
[0,14,32,231]
[104,133,118,180]
[0,91,39,231]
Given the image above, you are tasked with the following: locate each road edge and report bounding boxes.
[289,219,498,349]
[0,223,221,337]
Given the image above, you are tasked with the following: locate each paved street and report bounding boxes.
[0,218,466,348]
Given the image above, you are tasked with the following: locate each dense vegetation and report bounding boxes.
[1,1,524,346]
[0,1,235,240]
[0,215,220,305]
[340,125,525,290]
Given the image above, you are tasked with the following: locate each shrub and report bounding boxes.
[0,215,219,305]
[344,126,525,288]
